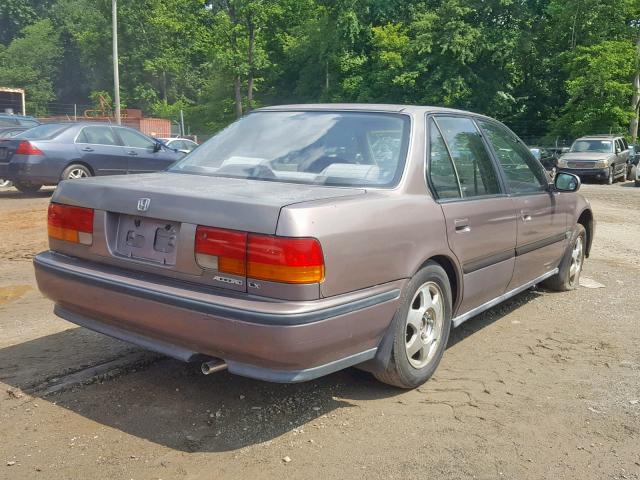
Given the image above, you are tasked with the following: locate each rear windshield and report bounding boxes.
[170,111,411,188]
[570,140,613,153]
[15,124,70,140]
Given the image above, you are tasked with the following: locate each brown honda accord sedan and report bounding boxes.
[34,104,594,388]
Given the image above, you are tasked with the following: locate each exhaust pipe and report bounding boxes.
[201,359,227,375]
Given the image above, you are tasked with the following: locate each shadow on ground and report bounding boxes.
[0,188,54,199]
[0,288,543,453]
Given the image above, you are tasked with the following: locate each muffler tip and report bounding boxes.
[201,359,227,375]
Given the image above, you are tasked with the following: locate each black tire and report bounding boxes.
[13,181,42,194]
[374,262,452,389]
[61,164,92,180]
[606,167,614,184]
[542,224,586,292]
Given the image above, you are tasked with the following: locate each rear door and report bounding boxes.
[114,127,177,174]
[477,119,567,290]
[75,125,127,175]
[428,116,517,315]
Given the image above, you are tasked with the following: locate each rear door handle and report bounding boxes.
[127,151,138,156]
[521,210,532,222]
[454,218,470,233]
[81,147,94,152]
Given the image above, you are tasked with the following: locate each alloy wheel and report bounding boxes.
[569,236,583,284]
[67,168,89,179]
[404,282,445,369]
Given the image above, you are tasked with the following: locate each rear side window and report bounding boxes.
[76,126,119,146]
[427,119,461,199]
[434,116,501,198]
[116,128,155,149]
[15,124,70,140]
[478,120,547,194]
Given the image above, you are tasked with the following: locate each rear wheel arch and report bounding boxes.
[577,209,594,258]
[414,255,461,314]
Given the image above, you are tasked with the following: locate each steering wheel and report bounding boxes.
[307,156,357,174]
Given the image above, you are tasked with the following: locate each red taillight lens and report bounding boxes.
[195,226,247,275]
[247,235,325,284]
[48,203,94,244]
[16,141,44,155]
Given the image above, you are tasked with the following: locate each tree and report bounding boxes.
[0,19,62,115]
[553,41,636,137]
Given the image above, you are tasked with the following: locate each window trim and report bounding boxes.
[425,113,508,203]
[473,116,552,197]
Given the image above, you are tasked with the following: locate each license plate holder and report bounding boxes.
[115,214,180,265]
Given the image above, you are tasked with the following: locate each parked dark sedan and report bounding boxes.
[0,122,184,193]
[0,114,40,128]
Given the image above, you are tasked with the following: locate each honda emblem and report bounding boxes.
[137,198,151,212]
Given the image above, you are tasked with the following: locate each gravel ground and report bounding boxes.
[0,182,639,480]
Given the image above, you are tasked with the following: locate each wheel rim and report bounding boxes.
[569,236,583,284]
[404,282,445,369]
[68,168,88,179]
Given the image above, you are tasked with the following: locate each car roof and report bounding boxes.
[255,103,495,120]
[577,135,623,140]
[0,113,38,120]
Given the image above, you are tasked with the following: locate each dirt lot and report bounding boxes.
[1,183,639,480]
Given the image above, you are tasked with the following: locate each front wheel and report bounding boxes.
[543,224,586,291]
[374,262,452,388]
[14,181,42,194]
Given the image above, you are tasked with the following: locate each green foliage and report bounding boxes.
[0,19,62,115]
[554,41,636,136]
[0,0,638,139]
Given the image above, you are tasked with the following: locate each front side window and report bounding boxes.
[478,120,547,194]
[116,128,156,149]
[171,111,411,188]
[434,116,501,198]
[76,126,119,146]
[427,119,461,199]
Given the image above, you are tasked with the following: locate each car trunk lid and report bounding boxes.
[53,172,364,233]
[50,172,365,296]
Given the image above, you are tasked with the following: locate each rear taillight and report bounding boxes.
[194,226,325,284]
[195,226,247,275]
[48,203,94,245]
[15,141,43,155]
[248,235,324,284]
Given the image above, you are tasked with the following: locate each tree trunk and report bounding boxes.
[630,36,640,143]
[234,75,243,119]
[247,19,255,111]
[162,70,168,103]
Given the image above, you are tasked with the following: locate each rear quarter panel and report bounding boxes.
[277,192,454,298]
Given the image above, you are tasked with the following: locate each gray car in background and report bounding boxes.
[34,105,594,388]
[557,135,630,184]
[0,122,184,194]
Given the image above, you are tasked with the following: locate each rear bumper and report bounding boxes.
[34,251,403,382]
[0,155,59,184]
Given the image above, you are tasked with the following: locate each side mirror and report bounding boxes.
[153,141,162,153]
[554,172,581,192]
